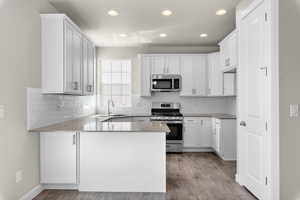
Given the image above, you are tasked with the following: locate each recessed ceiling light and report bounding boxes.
[216,9,227,16]
[160,33,167,38]
[161,9,173,16]
[119,33,127,37]
[107,9,119,16]
[200,33,208,38]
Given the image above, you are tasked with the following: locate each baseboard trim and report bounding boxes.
[42,184,78,190]
[182,147,213,153]
[20,185,44,200]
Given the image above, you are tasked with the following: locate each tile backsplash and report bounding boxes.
[27,88,96,130]
[97,93,236,116]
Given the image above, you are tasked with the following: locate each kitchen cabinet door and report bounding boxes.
[165,55,180,74]
[215,120,221,153]
[207,52,223,96]
[228,32,238,68]
[219,30,238,71]
[180,56,194,96]
[223,73,236,96]
[86,40,95,95]
[72,29,83,93]
[140,55,152,96]
[40,132,77,184]
[64,20,82,95]
[82,38,95,95]
[64,20,75,94]
[193,55,207,96]
[151,55,166,74]
[183,117,211,148]
[180,55,207,96]
[211,118,217,150]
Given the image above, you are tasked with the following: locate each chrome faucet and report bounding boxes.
[107,99,115,116]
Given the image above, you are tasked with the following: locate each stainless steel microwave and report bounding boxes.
[151,74,181,92]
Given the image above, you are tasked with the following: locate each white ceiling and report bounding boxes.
[49,0,241,47]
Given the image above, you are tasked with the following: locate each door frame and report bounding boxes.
[236,0,279,199]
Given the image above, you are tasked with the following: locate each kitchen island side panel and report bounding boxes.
[79,132,166,192]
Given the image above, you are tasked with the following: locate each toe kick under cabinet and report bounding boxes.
[41,14,96,95]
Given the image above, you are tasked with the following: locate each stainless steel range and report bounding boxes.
[151,102,183,153]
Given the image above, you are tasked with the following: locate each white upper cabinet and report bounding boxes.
[207,52,223,96]
[151,55,166,74]
[41,14,96,95]
[139,55,152,97]
[180,55,207,96]
[82,37,95,95]
[164,55,180,74]
[223,73,236,96]
[219,30,238,72]
[150,55,180,75]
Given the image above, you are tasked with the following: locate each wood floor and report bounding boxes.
[34,153,257,200]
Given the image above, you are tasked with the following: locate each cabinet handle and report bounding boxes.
[192,89,196,95]
[72,134,76,145]
[240,121,247,127]
[87,85,93,92]
[72,81,79,90]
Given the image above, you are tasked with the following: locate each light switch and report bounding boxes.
[290,104,299,118]
[0,105,4,119]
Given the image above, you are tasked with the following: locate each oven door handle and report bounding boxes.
[157,121,183,124]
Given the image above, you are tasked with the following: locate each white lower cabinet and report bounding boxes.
[40,132,77,184]
[183,117,212,149]
[211,118,237,160]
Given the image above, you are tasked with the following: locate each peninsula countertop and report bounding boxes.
[29,116,170,133]
[182,113,236,119]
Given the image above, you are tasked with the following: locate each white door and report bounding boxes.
[165,55,180,74]
[40,132,77,184]
[151,55,165,74]
[239,2,267,199]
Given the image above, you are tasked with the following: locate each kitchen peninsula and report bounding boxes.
[30,116,169,193]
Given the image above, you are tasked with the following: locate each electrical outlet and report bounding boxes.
[290,104,299,118]
[16,170,23,183]
[0,105,4,119]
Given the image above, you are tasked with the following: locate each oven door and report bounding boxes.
[165,121,183,141]
[152,79,173,91]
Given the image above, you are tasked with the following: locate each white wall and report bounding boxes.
[279,0,300,199]
[0,0,57,199]
[97,46,236,115]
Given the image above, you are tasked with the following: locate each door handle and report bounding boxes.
[240,121,247,127]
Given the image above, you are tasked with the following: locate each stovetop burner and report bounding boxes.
[151,102,183,121]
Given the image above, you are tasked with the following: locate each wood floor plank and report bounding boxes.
[34,153,257,200]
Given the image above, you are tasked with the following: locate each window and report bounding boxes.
[100,60,132,107]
